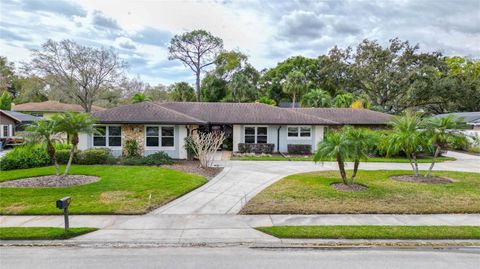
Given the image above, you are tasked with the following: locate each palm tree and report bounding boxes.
[345,127,376,184]
[283,70,307,108]
[53,112,96,176]
[385,112,426,176]
[314,128,352,184]
[132,92,152,103]
[301,89,332,108]
[26,120,62,176]
[423,115,467,177]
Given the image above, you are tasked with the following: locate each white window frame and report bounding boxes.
[144,125,175,150]
[244,125,268,144]
[92,125,122,148]
[287,126,312,140]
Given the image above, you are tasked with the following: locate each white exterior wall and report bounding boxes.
[233,125,241,152]
[313,125,325,151]
[178,125,188,159]
[77,133,89,150]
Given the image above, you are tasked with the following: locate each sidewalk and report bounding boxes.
[2,214,479,244]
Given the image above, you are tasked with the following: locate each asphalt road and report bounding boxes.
[1,247,479,269]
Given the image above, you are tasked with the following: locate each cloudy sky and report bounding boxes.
[1,0,479,85]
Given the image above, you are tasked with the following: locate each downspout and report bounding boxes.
[277,126,281,153]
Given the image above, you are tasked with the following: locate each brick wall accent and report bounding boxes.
[122,124,144,156]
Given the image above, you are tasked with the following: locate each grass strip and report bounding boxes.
[0,227,97,240]
[257,225,480,239]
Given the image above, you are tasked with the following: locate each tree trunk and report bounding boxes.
[350,159,360,185]
[292,94,296,108]
[412,153,419,177]
[47,142,60,176]
[425,146,441,177]
[63,134,78,177]
[195,70,201,102]
[336,154,347,184]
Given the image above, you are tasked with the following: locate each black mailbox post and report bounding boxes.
[56,196,71,231]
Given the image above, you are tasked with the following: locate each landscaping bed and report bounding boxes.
[0,227,97,240]
[256,226,480,240]
[241,170,480,214]
[232,154,455,163]
[0,165,208,214]
[390,175,453,184]
[163,160,223,180]
[0,175,100,188]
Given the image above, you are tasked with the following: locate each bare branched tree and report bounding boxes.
[26,39,126,112]
[188,131,225,168]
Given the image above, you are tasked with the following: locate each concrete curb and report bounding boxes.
[2,239,480,249]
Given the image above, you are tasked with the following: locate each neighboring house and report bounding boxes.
[78,102,392,159]
[12,101,105,119]
[435,112,480,130]
[0,110,40,140]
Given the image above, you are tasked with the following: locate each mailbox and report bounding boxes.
[56,196,71,209]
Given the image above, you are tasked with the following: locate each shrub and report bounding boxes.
[0,144,50,170]
[238,143,274,154]
[77,148,115,165]
[287,144,312,154]
[124,139,140,157]
[55,149,78,164]
[121,151,173,166]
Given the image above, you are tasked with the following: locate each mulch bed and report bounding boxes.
[331,182,368,192]
[163,160,223,180]
[0,175,100,188]
[390,175,453,184]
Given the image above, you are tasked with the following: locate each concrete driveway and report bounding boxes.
[151,151,480,215]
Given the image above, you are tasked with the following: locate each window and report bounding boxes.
[146,126,175,148]
[31,112,43,117]
[3,125,9,137]
[93,126,121,147]
[244,126,268,144]
[287,126,311,138]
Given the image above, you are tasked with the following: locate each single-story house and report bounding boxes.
[0,110,40,142]
[12,101,105,119]
[435,112,480,130]
[78,102,393,159]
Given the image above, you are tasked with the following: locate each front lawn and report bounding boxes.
[0,165,208,215]
[0,227,97,240]
[232,155,455,163]
[241,170,480,214]
[256,226,480,240]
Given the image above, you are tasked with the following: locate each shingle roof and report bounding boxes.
[435,112,480,124]
[294,108,393,125]
[158,102,336,125]
[12,101,105,113]
[91,102,207,124]
[1,110,40,122]
[90,102,393,125]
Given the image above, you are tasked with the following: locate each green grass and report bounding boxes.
[241,170,480,214]
[232,155,455,163]
[256,226,480,240]
[0,227,97,240]
[0,165,208,215]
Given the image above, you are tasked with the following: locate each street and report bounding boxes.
[1,247,479,269]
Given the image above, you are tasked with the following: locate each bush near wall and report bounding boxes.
[238,143,275,154]
[120,151,173,166]
[287,144,312,154]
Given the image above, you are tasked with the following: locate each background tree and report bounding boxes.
[214,51,248,80]
[0,56,17,98]
[144,84,170,102]
[224,65,259,102]
[53,112,95,176]
[283,70,307,108]
[12,76,48,104]
[0,90,12,110]
[26,120,62,176]
[200,73,227,101]
[169,82,196,102]
[27,40,126,112]
[131,92,152,103]
[334,92,355,108]
[301,89,332,107]
[256,96,276,106]
[168,30,223,101]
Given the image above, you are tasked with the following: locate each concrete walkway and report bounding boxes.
[2,214,480,244]
[151,151,480,215]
